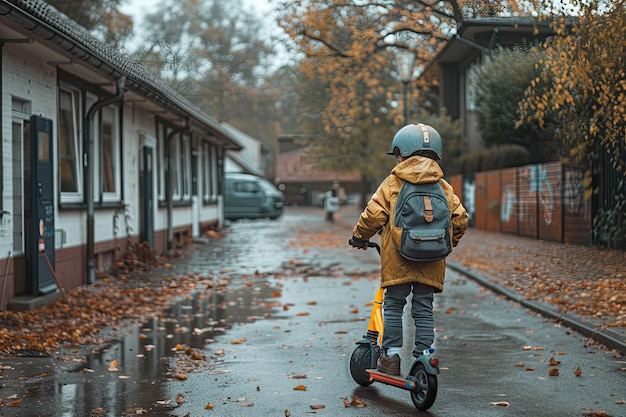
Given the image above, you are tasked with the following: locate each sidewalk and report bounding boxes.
[446,228,626,355]
[336,206,626,355]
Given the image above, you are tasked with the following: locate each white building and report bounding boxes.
[0,0,241,309]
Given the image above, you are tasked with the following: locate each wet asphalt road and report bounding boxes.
[1,207,624,417]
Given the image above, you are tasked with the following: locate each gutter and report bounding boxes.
[85,76,126,285]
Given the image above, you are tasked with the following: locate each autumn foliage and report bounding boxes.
[521,1,626,176]
[276,1,537,179]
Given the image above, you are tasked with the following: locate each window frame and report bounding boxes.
[157,119,192,205]
[202,141,219,203]
[95,104,122,202]
[57,84,84,204]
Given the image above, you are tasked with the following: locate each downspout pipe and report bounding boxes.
[85,76,126,285]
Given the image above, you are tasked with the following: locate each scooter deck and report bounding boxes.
[366,369,416,390]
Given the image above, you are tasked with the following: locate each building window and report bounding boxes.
[158,122,191,203]
[181,134,191,199]
[98,105,121,201]
[202,142,218,202]
[58,87,82,202]
[169,134,181,199]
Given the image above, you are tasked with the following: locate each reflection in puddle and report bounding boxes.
[1,279,281,417]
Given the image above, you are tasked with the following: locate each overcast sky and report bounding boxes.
[120,0,275,28]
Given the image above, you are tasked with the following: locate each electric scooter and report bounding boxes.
[349,242,440,411]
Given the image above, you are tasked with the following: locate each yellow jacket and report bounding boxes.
[353,156,468,292]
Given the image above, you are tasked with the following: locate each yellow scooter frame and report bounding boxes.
[348,241,439,411]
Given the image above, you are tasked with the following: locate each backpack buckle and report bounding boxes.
[424,196,433,222]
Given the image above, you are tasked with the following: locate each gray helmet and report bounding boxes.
[387,123,442,160]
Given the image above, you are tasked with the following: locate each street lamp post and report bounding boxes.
[394,48,416,125]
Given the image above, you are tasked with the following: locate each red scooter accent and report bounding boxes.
[366,369,417,390]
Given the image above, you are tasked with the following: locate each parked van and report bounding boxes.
[224,173,285,220]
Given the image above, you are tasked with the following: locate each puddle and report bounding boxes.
[0,278,282,417]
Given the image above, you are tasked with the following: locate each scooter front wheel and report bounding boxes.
[349,344,374,386]
[409,361,437,411]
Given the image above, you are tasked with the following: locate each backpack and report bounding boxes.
[392,181,452,262]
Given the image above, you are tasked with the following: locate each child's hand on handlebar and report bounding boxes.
[348,235,369,250]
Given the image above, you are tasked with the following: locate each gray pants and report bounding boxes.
[382,282,435,357]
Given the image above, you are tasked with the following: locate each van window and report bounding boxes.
[234,181,259,193]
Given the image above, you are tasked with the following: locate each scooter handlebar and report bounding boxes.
[367,242,381,254]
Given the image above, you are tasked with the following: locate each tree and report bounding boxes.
[276,0,536,180]
[474,46,560,163]
[521,1,626,175]
[131,0,280,148]
[521,0,626,246]
[47,0,133,47]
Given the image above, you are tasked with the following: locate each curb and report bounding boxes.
[447,261,626,355]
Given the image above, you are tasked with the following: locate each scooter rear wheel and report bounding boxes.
[409,361,437,411]
[349,344,374,386]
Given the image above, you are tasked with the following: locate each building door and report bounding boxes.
[10,116,27,294]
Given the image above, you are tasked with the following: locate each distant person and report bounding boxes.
[349,123,468,375]
[324,188,340,223]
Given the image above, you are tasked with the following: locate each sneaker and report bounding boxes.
[377,351,401,376]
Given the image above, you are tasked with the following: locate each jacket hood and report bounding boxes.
[391,156,443,184]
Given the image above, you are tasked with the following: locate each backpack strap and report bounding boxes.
[424,196,433,222]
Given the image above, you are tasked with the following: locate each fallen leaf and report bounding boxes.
[284,410,291,417]
[343,397,351,407]
[350,395,366,407]
[291,374,307,379]
[205,403,214,410]
[310,405,325,410]
[549,356,560,366]
[490,401,510,406]
[176,393,185,404]
[6,398,21,407]
[108,360,119,372]
[549,368,559,376]
[574,366,582,377]
[122,408,147,415]
[293,384,307,391]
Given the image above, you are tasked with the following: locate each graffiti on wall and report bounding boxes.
[453,162,592,245]
[563,169,589,218]
[462,175,475,226]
